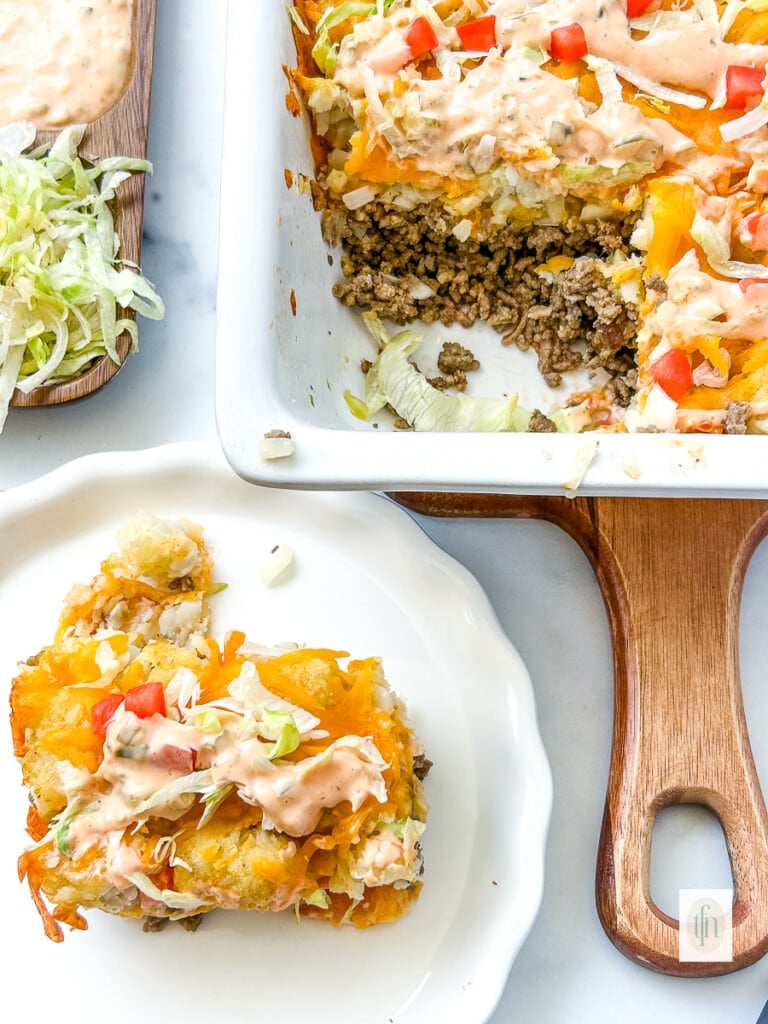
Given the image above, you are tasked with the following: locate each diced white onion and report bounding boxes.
[259,435,295,460]
[325,168,348,192]
[342,185,378,210]
[612,62,707,109]
[409,279,436,300]
[259,544,295,586]
[580,202,612,221]
[720,104,768,143]
[452,218,473,242]
[624,384,678,432]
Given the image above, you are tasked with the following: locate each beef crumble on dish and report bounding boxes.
[292,0,768,435]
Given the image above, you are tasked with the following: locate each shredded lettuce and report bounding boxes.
[380,817,427,844]
[345,326,531,431]
[188,708,222,734]
[197,783,234,829]
[610,61,706,110]
[558,161,654,186]
[303,887,331,909]
[228,661,321,735]
[260,708,301,759]
[550,404,591,433]
[294,886,331,921]
[691,214,768,280]
[286,3,310,34]
[720,101,768,143]
[643,96,672,115]
[311,3,376,75]
[134,769,215,816]
[164,667,201,714]
[310,0,400,74]
[126,871,208,912]
[0,123,164,430]
[52,800,88,857]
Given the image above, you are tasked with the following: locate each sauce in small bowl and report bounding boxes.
[0,0,135,128]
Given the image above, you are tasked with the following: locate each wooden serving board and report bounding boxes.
[10,0,157,409]
[392,491,768,978]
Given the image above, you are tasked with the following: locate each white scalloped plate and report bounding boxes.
[0,442,551,1024]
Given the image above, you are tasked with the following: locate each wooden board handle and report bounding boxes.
[391,493,768,976]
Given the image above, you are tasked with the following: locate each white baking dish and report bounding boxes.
[214,0,768,496]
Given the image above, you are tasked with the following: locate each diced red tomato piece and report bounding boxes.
[744,212,768,251]
[739,277,768,294]
[724,66,765,110]
[91,694,124,737]
[456,15,497,52]
[548,23,588,62]
[404,16,438,60]
[650,349,693,402]
[625,0,655,16]
[153,745,198,773]
[125,681,166,719]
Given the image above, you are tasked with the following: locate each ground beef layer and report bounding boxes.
[320,195,640,406]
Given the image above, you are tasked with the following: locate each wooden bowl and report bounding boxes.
[10,0,157,410]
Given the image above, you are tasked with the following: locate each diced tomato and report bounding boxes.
[625,0,655,16]
[548,24,588,63]
[724,66,765,110]
[456,15,497,52]
[124,681,166,719]
[739,277,768,294]
[404,16,438,60]
[650,349,694,402]
[152,745,198,773]
[91,694,124,737]
[744,212,768,250]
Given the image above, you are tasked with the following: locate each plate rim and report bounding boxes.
[0,441,553,1024]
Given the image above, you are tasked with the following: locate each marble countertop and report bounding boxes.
[3,2,768,1021]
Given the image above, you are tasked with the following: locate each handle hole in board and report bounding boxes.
[649,805,733,919]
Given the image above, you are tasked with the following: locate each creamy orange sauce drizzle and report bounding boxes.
[0,0,134,128]
[647,251,768,345]
[332,0,768,188]
[64,698,388,880]
[494,0,768,97]
[211,742,385,836]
